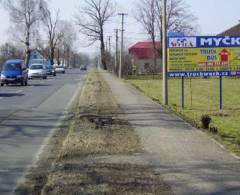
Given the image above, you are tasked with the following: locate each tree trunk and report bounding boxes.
[25,48,31,67]
[57,48,60,65]
[50,47,55,65]
[152,35,157,77]
[25,30,31,67]
[100,31,107,70]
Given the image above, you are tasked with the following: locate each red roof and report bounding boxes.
[129,41,161,59]
[218,23,240,36]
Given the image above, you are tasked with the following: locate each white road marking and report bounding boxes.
[16,90,23,94]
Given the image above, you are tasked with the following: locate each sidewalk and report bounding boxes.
[101,71,240,195]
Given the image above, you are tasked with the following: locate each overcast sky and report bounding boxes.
[0,0,240,55]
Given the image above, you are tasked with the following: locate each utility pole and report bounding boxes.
[105,39,108,52]
[114,29,119,75]
[6,43,10,58]
[107,36,112,71]
[108,36,112,54]
[98,47,101,69]
[162,0,168,105]
[118,13,127,78]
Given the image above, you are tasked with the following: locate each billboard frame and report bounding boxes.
[167,35,240,111]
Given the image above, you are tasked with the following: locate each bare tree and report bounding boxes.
[70,52,90,68]
[156,0,198,38]
[75,0,115,70]
[39,0,63,65]
[0,43,24,67]
[135,0,158,75]
[135,0,197,75]
[4,0,40,66]
[57,21,77,67]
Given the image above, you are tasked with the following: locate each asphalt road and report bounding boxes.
[0,69,87,194]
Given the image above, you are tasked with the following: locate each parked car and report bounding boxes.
[28,64,47,79]
[80,64,87,71]
[46,65,56,76]
[55,66,65,74]
[0,59,28,86]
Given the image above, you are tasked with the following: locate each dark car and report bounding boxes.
[80,64,87,71]
[46,65,56,76]
[0,59,28,86]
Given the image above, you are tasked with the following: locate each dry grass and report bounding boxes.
[42,163,171,195]
[16,70,172,195]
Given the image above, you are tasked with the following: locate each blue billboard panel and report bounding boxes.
[168,36,240,48]
[168,71,231,78]
[168,36,240,77]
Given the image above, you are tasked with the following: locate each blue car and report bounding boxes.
[0,59,28,86]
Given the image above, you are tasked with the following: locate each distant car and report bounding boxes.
[80,64,87,71]
[28,64,47,79]
[0,59,28,86]
[55,66,65,74]
[46,65,56,76]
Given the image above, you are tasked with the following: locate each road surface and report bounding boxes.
[0,69,87,194]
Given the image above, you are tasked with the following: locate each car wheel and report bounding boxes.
[1,83,4,86]
[43,76,47,79]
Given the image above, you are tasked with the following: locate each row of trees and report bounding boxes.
[75,0,115,70]
[0,0,90,67]
[134,0,197,75]
[73,0,197,74]
[0,0,197,72]
[0,43,24,66]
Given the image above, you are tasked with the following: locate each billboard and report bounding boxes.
[168,36,240,73]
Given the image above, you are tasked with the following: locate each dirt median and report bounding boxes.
[16,70,172,195]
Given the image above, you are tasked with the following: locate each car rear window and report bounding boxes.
[3,63,22,71]
[30,65,43,70]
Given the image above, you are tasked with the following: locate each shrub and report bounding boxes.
[237,134,240,146]
[209,127,218,134]
[201,114,212,129]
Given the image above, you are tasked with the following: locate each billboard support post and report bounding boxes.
[181,76,185,109]
[219,75,223,111]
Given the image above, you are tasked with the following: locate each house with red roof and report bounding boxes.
[129,41,162,75]
[218,23,240,36]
